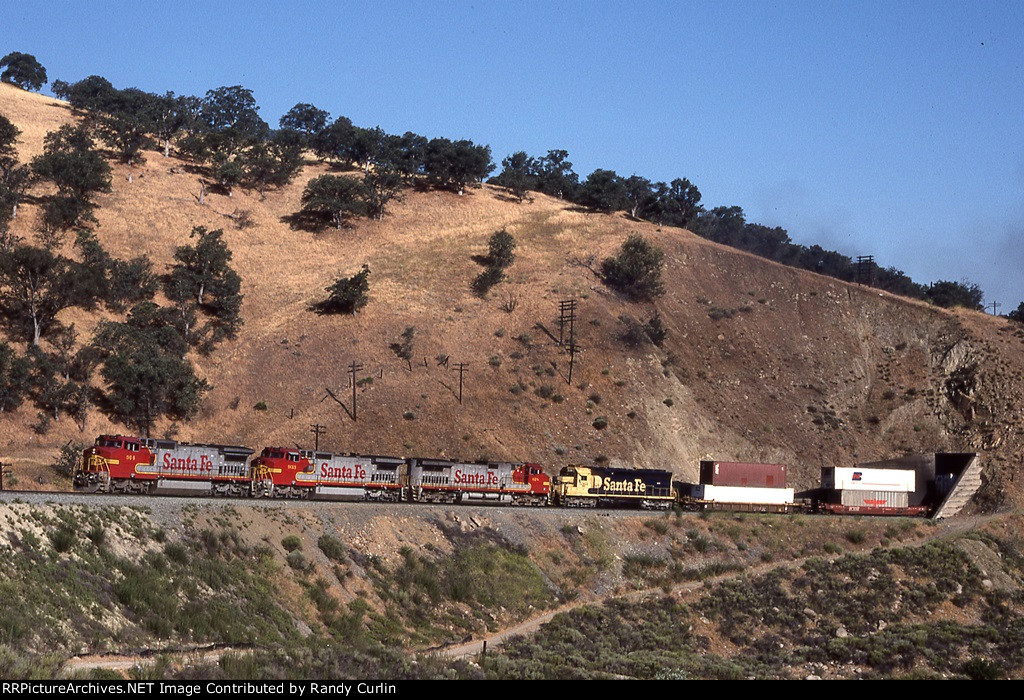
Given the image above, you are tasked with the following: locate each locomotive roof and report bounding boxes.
[96,435,253,455]
[562,464,673,477]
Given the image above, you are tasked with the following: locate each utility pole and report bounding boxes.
[453,362,469,404]
[855,255,875,287]
[558,299,577,346]
[567,337,580,386]
[989,301,1001,316]
[310,423,326,451]
[348,360,364,420]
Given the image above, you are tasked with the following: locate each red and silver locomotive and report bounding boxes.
[74,436,551,506]
[75,435,254,496]
[408,458,550,506]
[251,447,407,501]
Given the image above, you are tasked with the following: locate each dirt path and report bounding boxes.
[438,511,1009,659]
[65,647,237,675]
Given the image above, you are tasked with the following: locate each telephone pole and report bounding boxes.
[567,337,580,386]
[558,299,577,346]
[855,255,875,287]
[348,360,364,420]
[453,362,469,404]
[310,423,326,451]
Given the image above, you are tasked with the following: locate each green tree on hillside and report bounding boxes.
[32,124,112,230]
[93,303,209,436]
[300,174,367,228]
[51,75,118,112]
[536,149,578,200]
[347,126,388,173]
[0,244,81,345]
[279,103,330,146]
[472,228,516,297]
[361,167,404,220]
[0,114,31,241]
[95,88,157,164]
[486,228,516,269]
[623,175,655,219]
[648,178,702,229]
[578,169,627,213]
[313,115,356,163]
[392,132,428,183]
[151,92,201,157]
[311,265,371,315]
[198,85,269,159]
[424,138,494,195]
[0,52,47,91]
[494,151,537,203]
[0,341,30,412]
[166,227,243,346]
[0,114,17,159]
[74,230,157,312]
[600,235,665,301]
[693,205,746,245]
[237,131,304,197]
[926,280,985,310]
[1008,302,1024,323]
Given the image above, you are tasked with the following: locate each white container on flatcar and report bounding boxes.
[839,489,909,509]
[822,467,914,492]
[691,484,796,505]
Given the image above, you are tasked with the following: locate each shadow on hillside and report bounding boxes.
[280,211,332,233]
[492,192,533,204]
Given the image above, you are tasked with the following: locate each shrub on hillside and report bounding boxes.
[310,265,370,315]
[601,235,665,301]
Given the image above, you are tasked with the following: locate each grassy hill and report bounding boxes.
[1,80,1023,505]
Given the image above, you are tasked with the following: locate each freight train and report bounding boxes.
[72,435,954,516]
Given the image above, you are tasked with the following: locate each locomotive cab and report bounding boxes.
[75,435,156,492]
[251,447,315,498]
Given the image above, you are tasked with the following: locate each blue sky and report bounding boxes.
[3,1,1022,307]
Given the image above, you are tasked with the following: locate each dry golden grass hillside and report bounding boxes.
[2,81,1023,503]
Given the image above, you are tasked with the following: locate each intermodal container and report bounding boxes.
[692,484,796,506]
[821,467,914,493]
[839,489,909,509]
[699,461,787,488]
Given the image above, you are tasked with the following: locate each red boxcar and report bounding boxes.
[699,460,787,488]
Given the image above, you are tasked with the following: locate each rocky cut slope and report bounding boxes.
[0,81,1021,507]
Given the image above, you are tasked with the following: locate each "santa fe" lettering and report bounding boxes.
[594,476,648,493]
[163,453,213,472]
[454,470,499,486]
[320,463,367,481]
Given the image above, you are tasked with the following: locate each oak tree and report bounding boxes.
[0,52,47,91]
